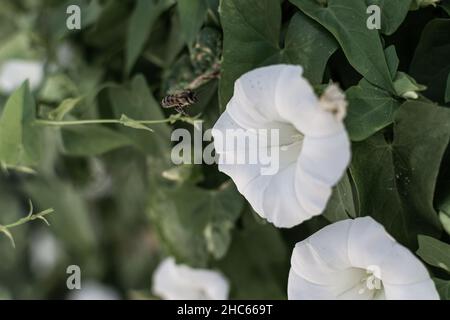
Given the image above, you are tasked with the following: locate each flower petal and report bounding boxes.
[383,280,440,300]
[0,60,44,93]
[288,217,439,300]
[152,257,229,300]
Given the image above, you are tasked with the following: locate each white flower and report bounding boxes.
[212,64,351,228]
[30,231,62,277]
[152,257,229,300]
[0,59,44,93]
[67,281,120,300]
[288,217,439,300]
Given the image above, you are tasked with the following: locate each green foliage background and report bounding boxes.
[0,0,449,299]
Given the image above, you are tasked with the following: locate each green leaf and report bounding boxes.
[433,278,450,300]
[119,114,154,133]
[46,0,103,40]
[410,19,450,104]
[216,212,288,299]
[291,0,395,92]
[125,0,175,74]
[439,212,450,236]
[176,0,207,46]
[283,12,338,85]
[417,235,450,273]
[25,178,100,266]
[366,0,412,35]
[345,79,401,141]
[322,173,358,222]
[219,0,281,108]
[61,125,133,156]
[411,0,441,10]
[351,101,447,247]
[446,72,450,103]
[48,97,83,121]
[219,1,338,108]
[0,33,34,63]
[440,0,450,15]
[144,12,185,68]
[385,45,400,79]
[149,181,244,266]
[0,81,40,167]
[109,75,171,157]
[393,72,427,98]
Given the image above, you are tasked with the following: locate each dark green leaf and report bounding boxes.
[109,75,171,158]
[385,45,400,79]
[149,181,244,266]
[176,0,207,46]
[393,72,427,98]
[417,235,450,273]
[433,278,450,300]
[439,212,450,236]
[216,213,288,299]
[345,79,400,141]
[219,0,281,108]
[61,125,132,156]
[323,173,358,222]
[410,19,450,104]
[219,1,338,108]
[446,72,450,103]
[283,12,338,84]
[291,0,395,92]
[440,0,450,15]
[144,13,185,68]
[366,0,412,35]
[125,0,175,73]
[351,101,447,247]
[0,81,40,167]
[25,178,100,269]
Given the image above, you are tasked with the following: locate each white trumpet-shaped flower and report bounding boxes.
[288,217,440,300]
[152,257,229,300]
[212,64,351,228]
[0,59,44,93]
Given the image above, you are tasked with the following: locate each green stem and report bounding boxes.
[3,208,54,229]
[34,118,173,127]
[0,205,54,248]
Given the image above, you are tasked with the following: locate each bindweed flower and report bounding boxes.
[212,64,351,228]
[288,217,440,300]
[152,257,229,300]
[0,60,44,93]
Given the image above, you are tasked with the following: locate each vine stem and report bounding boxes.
[0,201,54,248]
[3,208,54,229]
[34,118,173,126]
[34,113,203,129]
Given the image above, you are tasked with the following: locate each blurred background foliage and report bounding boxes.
[0,0,449,300]
[0,0,288,300]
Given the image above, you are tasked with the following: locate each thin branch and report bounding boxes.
[0,200,54,248]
